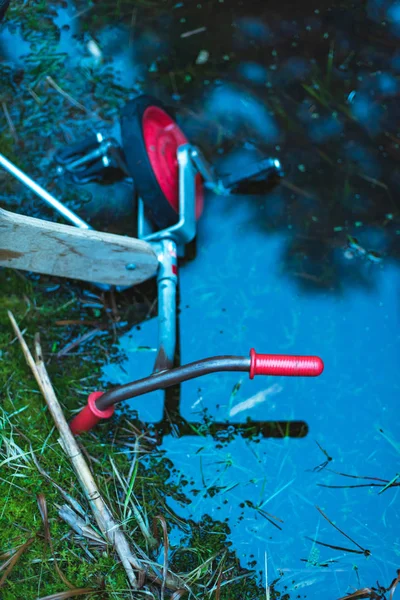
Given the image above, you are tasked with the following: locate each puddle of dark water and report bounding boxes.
[2,0,400,596]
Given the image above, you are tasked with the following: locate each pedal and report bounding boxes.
[54,133,105,165]
[68,156,113,184]
[55,134,130,185]
[218,157,284,194]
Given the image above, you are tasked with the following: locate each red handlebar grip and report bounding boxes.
[69,391,115,435]
[249,349,324,379]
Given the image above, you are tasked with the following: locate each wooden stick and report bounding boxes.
[7,311,142,589]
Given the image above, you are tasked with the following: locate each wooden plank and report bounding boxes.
[0,207,158,286]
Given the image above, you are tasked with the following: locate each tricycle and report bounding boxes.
[0,94,324,438]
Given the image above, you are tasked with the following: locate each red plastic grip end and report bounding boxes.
[249,349,324,379]
[69,391,115,435]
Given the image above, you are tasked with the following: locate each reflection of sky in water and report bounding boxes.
[206,85,280,142]
[94,25,144,88]
[103,184,399,593]
[0,23,30,62]
[0,0,80,61]
[237,61,269,85]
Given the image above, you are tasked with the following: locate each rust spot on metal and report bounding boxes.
[154,346,174,372]
[0,249,23,260]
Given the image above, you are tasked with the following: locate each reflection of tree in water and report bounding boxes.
[66,0,400,293]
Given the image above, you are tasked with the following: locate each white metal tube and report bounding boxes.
[0,152,91,230]
[154,238,178,372]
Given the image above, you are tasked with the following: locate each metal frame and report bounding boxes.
[0,153,92,230]
[137,143,203,371]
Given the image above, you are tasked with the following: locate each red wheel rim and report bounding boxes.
[142,106,204,219]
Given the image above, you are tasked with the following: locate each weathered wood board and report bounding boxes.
[0,207,158,286]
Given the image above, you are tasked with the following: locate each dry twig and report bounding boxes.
[8,311,142,589]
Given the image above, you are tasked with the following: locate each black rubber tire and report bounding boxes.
[0,0,10,21]
[120,95,180,230]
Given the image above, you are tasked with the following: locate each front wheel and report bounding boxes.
[120,95,204,230]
